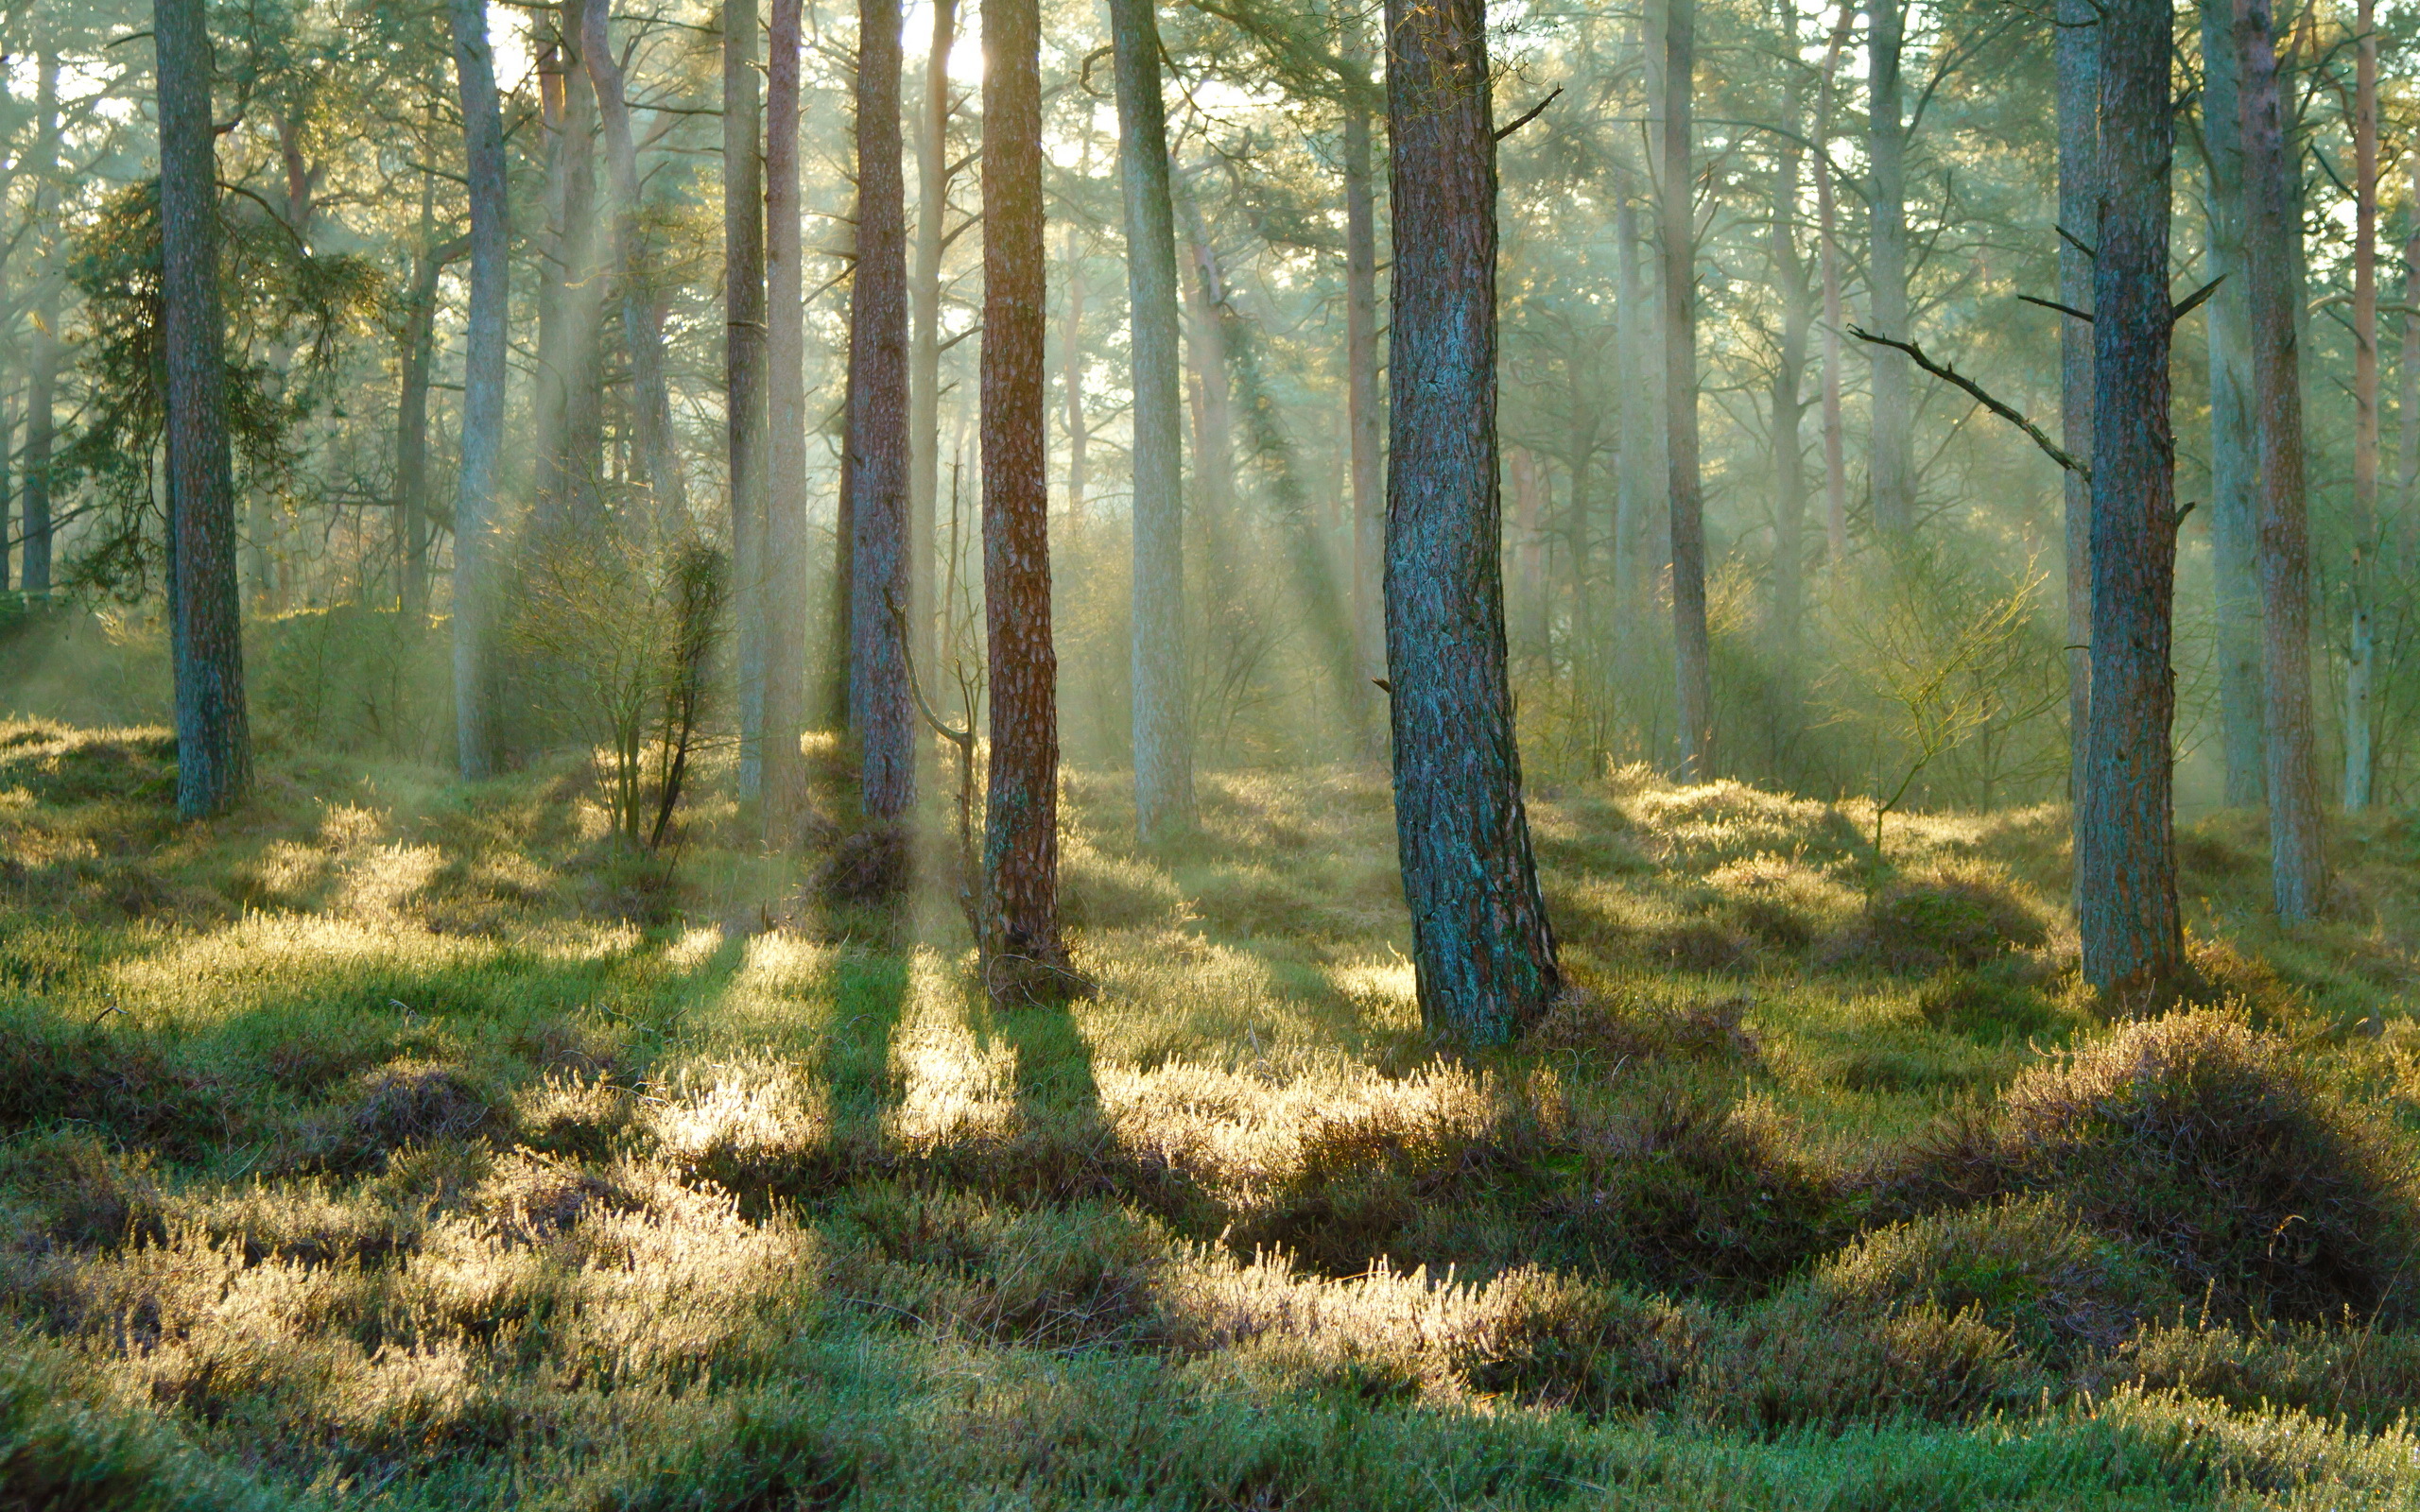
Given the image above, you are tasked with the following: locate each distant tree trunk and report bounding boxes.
[2202,0,2266,807]
[1059,220,1090,524]
[396,176,459,621]
[1865,0,1911,541]
[981,0,1072,1002]
[1612,182,1659,640]
[1110,0,1198,844]
[2057,0,2096,794]
[552,0,607,525]
[2077,0,2183,995]
[1180,192,1235,526]
[1383,0,1558,1044]
[448,0,508,782]
[1663,0,1712,780]
[829,210,857,734]
[1770,71,1809,655]
[848,0,915,821]
[1814,4,1851,571]
[910,0,956,688]
[155,0,252,816]
[2401,152,2420,562]
[763,0,809,840]
[583,3,686,528]
[2345,0,2377,812]
[1343,13,1384,719]
[727,0,769,799]
[2238,0,2328,922]
[0,383,12,593]
[533,26,569,515]
[20,49,58,595]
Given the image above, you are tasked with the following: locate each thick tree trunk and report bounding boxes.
[2203,0,2266,807]
[1343,14,1383,716]
[2345,0,2377,812]
[1770,74,1808,655]
[583,3,686,529]
[726,0,768,799]
[1865,0,1911,541]
[1663,0,1712,780]
[2057,0,2096,792]
[1814,6,1851,571]
[909,0,955,720]
[981,0,1072,1001]
[20,50,58,595]
[848,0,916,821]
[1110,0,1197,844]
[2238,0,2328,922]
[155,0,252,816]
[762,0,809,840]
[2077,0,2183,995]
[448,0,508,782]
[1383,0,1558,1044]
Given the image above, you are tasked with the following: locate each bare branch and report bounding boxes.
[1849,325,2090,481]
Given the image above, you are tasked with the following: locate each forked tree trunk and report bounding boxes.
[848,0,916,820]
[447,0,507,782]
[762,0,809,840]
[981,0,1073,1001]
[2077,0,2183,995]
[909,0,955,701]
[2057,0,2096,790]
[1383,0,1558,1044]
[726,0,768,799]
[2238,0,2328,922]
[2203,0,2266,807]
[1865,0,1912,541]
[1663,0,1712,780]
[1110,0,1198,844]
[2345,0,2377,812]
[155,0,252,816]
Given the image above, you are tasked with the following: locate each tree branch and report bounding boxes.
[1849,325,2090,481]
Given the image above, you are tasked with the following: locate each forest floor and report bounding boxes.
[10,720,2420,1509]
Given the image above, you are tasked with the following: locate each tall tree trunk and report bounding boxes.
[1664,0,1712,779]
[909,0,955,723]
[20,49,58,595]
[396,171,456,621]
[2057,0,2096,794]
[2401,151,2420,562]
[849,0,915,821]
[155,0,252,816]
[1770,71,1809,655]
[2203,0,2266,806]
[1180,192,1235,526]
[1059,219,1090,524]
[1343,13,1383,717]
[981,0,1072,1002]
[727,0,769,799]
[448,0,508,781]
[1383,0,1558,1043]
[2344,0,2377,811]
[583,4,686,529]
[2077,0,2183,995]
[533,26,569,517]
[1612,183,1659,642]
[551,0,607,525]
[762,0,809,839]
[1865,0,1911,541]
[2238,0,2328,922]
[1111,0,1197,844]
[1814,4,1851,571]
[0,382,12,593]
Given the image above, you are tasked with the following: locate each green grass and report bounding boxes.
[5,716,2420,1508]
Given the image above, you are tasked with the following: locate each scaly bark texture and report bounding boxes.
[447,0,507,781]
[1865,0,1911,540]
[1383,0,1558,1044]
[762,0,809,841]
[2056,0,2096,790]
[909,0,956,691]
[848,0,916,820]
[1663,0,1712,780]
[1343,11,1384,719]
[2202,0,2266,807]
[1111,0,1198,844]
[726,0,768,799]
[2077,0,2183,995]
[2238,0,2328,922]
[2345,0,2377,812]
[20,50,58,593]
[155,0,252,816]
[981,0,1073,1001]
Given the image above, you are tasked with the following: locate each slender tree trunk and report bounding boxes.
[1664,0,1712,779]
[1111,0,1197,844]
[2203,0,2266,806]
[2401,152,2420,563]
[2057,0,2096,793]
[1770,73,1808,655]
[727,0,769,799]
[1814,6,1851,571]
[448,0,508,782]
[1343,16,1383,716]
[1613,185,1659,642]
[2345,0,2377,811]
[849,0,915,820]
[155,0,252,816]
[20,49,58,595]
[1059,220,1090,524]
[2078,0,2183,995]
[982,0,1072,1002]
[2238,0,2328,921]
[1383,0,1558,1043]
[910,0,955,690]
[1865,0,1911,541]
[1180,192,1235,526]
[583,3,686,529]
[554,0,607,524]
[396,177,455,620]
[533,27,569,518]
[763,0,809,839]
[0,382,12,594]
